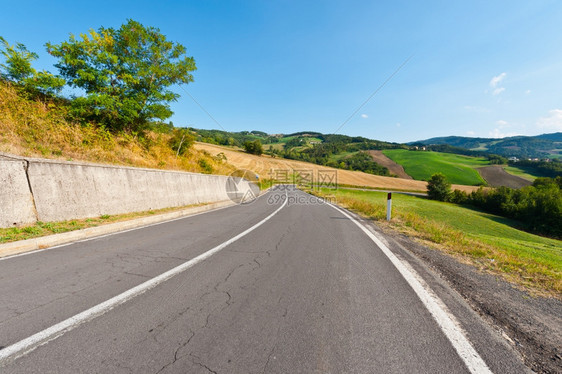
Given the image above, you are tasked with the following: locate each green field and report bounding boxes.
[317,188,562,295]
[504,166,538,181]
[382,149,488,185]
[278,136,323,143]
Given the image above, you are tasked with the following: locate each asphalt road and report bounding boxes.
[0,186,529,373]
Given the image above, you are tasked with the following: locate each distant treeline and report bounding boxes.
[508,159,562,178]
[190,128,280,146]
[414,133,562,159]
[273,141,403,176]
[445,177,562,238]
[191,128,404,176]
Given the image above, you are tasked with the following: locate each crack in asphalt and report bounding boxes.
[189,353,218,374]
[155,330,196,374]
[0,276,114,328]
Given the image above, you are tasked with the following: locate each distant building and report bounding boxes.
[508,157,519,162]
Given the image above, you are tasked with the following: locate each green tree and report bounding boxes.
[427,173,451,201]
[46,19,196,132]
[0,37,65,97]
[244,140,263,155]
[168,128,194,156]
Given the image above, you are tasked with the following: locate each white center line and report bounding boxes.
[0,190,287,365]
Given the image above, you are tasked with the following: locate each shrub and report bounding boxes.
[244,140,263,155]
[427,173,451,201]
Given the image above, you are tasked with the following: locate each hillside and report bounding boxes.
[190,127,406,176]
[413,133,562,159]
[0,81,232,175]
[477,165,532,188]
[382,149,488,185]
[193,142,481,193]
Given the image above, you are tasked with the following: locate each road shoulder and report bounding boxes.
[362,216,561,374]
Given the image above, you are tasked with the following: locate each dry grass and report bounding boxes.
[194,142,481,193]
[0,81,234,175]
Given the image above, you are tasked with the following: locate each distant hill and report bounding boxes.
[411,133,562,159]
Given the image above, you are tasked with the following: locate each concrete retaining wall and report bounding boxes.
[0,153,252,227]
[0,156,37,227]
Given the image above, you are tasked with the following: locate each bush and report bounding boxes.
[427,173,451,201]
[244,140,263,155]
[450,189,468,204]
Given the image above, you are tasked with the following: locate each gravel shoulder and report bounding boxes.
[379,225,561,374]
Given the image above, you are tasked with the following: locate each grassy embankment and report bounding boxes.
[0,81,233,175]
[0,80,240,244]
[313,188,561,297]
[382,149,488,185]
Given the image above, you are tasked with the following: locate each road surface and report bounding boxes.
[0,186,529,373]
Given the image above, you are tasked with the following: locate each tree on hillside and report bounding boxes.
[427,173,451,201]
[46,19,196,132]
[0,37,65,97]
[244,140,263,155]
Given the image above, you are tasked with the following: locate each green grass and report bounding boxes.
[0,204,204,244]
[327,151,357,162]
[278,136,323,143]
[314,187,562,296]
[503,166,539,181]
[382,149,489,185]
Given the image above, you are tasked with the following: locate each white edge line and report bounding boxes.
[0,190,287,364]
[0,188,274,262]
[327,202,493,374]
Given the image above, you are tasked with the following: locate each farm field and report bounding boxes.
[194,142,480,193]
[317,188,562,295]
[382,149,488,185]
[504,165,547,181]
[367,150,412,179]
[478,165,532,188]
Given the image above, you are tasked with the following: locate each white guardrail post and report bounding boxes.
[386,192,392,221]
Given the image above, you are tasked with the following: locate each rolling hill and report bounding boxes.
[412,133,562,159]
[382,149,488,185]
[193,142,481,193]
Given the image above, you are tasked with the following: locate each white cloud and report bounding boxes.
[525,89,531,95]
[488,128,519,138]
[492,87,505,96]
[396,122,401,127]
[496,120,509,128]
[464,105,490,113]
[361,114,368,119]
[536,109,562,131]
[466,131,475,136]
[490,73,506,88]
[489,72,506,96]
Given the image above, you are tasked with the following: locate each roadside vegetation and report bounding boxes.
[0,21,233,175]
[312,188,561,297]
[0,204,206,244]
[427,173,562,238]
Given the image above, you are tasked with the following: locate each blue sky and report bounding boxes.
[1,0,561,143]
